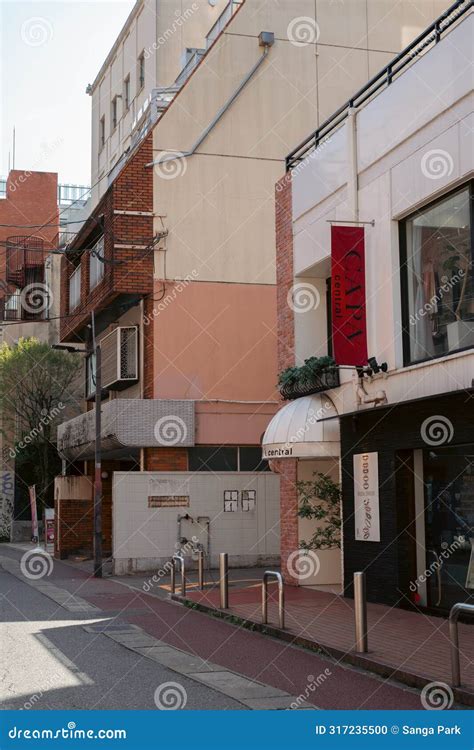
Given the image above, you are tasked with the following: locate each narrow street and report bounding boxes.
[0,545,435,711]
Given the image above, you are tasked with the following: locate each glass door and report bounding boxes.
[424,445,474,611]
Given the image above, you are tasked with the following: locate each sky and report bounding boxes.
[1,0,135,186]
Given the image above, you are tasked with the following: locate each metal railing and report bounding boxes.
[206,0,243,49]
[262,571,285,629]
[286,0,473,171]
[449,602,474,687]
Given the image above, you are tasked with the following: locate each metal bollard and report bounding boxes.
[174,554,185,597]
[354,571,368,653]
[170,558,176,594]
[198,550,205,590]
[219,552,229,609]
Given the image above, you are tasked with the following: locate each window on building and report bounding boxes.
[137,52,145,90]
[99,116,105,149]
[111,97,118,131]
[188,447,269,472]
[124,75,130,110]
[89,235,105,290]
[401,184,473,365]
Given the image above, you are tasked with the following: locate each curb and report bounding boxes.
[172,594,474,708]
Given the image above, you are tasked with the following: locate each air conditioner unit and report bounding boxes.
[101,326,138,390]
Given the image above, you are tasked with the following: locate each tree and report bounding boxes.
[0,338,80,510]
[297,473,341,551]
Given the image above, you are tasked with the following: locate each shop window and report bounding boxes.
[189,447,238,472]
[401,184,473,364]
[188,446,269,472]
[239,447,269,472]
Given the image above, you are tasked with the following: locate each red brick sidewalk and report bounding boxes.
[181,581,474,704]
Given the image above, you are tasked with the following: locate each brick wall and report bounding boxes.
[144,448,188,471]
[274,173,299,584]
[60,134,154,342]
[0,171,58,291]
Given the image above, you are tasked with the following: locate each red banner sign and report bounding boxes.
[331,226,368,366]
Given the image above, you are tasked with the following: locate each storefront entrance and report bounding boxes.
[424,444,474,611]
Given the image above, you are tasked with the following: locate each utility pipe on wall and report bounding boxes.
[145,32,275,170]
[347,107,359,222]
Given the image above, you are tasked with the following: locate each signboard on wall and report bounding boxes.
[331,226,368,366]
[353,452,380,542]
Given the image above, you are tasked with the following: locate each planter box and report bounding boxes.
[280,367,340,401]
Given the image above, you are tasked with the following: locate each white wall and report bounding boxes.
[290,14,474,416]
[112,470,280,573]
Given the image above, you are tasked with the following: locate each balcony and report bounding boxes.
[0,290,49,322]
[6,236,45,288]
[57,399,195,460]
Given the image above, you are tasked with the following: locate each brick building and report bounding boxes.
[265,3,473,613]
[55,0,452,572]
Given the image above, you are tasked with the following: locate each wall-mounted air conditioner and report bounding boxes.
[100,326,138,390]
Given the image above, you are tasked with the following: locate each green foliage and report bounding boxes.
[278,355,336,388]
[0,338,80,506]
[297,472,341,551]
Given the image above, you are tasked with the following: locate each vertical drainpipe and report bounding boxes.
[347,107,359,222]
[140,298,145,471]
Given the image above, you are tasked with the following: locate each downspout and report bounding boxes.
[145,32,275,169]
[347,107,359,221]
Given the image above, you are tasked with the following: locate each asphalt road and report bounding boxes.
[0,567,243,710]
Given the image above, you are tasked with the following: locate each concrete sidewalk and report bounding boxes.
[0,543,440,710]
[179,578,474,707]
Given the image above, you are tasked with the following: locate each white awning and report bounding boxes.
[262,395,340,459]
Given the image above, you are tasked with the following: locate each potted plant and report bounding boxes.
[278,356,338,399]
[296,473,342,585]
